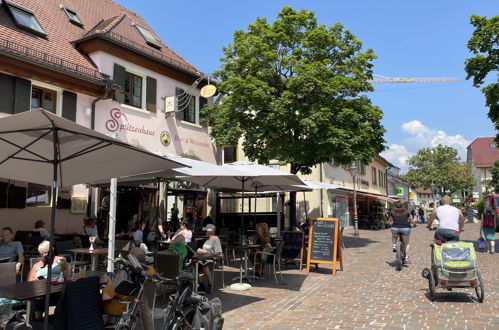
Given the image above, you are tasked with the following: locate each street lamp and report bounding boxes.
[348,163,360,236]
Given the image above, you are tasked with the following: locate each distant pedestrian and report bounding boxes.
[418,207,425,223]
[481,206,496,254]
[410,208,416,220]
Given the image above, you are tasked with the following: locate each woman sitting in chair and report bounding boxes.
[29,240,70,318]
[249,223,272,277]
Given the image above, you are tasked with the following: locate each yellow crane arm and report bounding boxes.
[368,74,459,83]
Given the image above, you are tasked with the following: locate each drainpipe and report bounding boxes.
[91,77,113,129]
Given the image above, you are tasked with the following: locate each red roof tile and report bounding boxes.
[467,137,499,168]
[0,0,200,80]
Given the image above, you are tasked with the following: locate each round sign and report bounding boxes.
[160,131,171,146]
[200,84,217,98]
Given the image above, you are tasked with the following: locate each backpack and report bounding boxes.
[482,213,495,228]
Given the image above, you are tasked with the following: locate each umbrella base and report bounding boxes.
[229,283,251,291]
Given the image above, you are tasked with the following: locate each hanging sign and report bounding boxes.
[200,84,217,98]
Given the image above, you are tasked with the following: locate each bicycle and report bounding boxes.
[111,255,204,330]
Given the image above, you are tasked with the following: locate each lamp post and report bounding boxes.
[348,163,359,236]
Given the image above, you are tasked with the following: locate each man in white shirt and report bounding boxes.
[427,195,464,241]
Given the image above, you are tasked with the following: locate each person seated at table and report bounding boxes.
[165,235,193,271]
[33,220,50,239]
[117,220,135,240]
[80,217,103,245]
[133,220,146,248]
[249,223,272,277]
[102,247,155,325]
[193,224,223,294]
[0,227,24,273]
[169,221,193,244]
[29,240,70,318]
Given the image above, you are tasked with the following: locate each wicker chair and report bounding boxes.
[0,262,17,287]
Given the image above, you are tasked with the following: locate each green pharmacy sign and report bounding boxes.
[395,188,404,196]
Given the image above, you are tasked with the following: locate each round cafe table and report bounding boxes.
[228,244,260,291]
[67,248,109,271]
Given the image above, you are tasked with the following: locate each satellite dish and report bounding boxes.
[200,84,217,98]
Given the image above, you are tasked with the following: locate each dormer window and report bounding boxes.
[61,5,83,26]
[490,142,497,149]
[134,24,161,49]
[3,1,46,37]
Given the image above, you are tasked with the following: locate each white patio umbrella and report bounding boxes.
[0,109,186,329]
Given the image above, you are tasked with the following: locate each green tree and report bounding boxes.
[464,15,499,137]
[203,7,385,225]
[404,145,475,196]
[489,160,499,193]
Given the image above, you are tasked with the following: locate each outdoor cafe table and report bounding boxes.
[67,248,109,271]
[228,244,260,291]
[0,271,107,325]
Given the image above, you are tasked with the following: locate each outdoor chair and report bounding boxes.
[155,253,180,280]
[211,254,225,290]
[0,262,17,287]
[253,240,285,286]
[31,276,104,330]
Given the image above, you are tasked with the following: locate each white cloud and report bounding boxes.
[381,144,412,170]
[389,120,470,171]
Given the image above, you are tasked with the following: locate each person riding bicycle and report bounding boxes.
[389,201,413,263]
[427,195,464,242]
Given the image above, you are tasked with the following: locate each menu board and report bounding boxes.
[309,220,335,261]
[281,231,304,270]
[306,218,343,275]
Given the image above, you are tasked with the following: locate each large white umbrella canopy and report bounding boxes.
[0,109,186,186]
[0,109,186,329]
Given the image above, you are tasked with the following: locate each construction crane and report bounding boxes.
[368,74,459,83]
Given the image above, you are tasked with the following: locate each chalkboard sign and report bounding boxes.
[306,218,343,275]
[310,220,335,261]
[281,231,304,270]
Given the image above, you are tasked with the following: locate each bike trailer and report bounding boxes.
[432,241,477,283]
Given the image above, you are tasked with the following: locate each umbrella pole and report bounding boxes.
[254,187,257,225]
[240,178,246,239]
[44,127,59,330]
[303,191,308,221]
[107,178,117,273]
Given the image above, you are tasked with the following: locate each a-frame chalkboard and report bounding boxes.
[281,231,304,270]
[306,218,343,275]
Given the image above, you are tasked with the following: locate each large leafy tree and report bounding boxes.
[464,15,499,138]
[404,145,474,196]
[203,7,385,225]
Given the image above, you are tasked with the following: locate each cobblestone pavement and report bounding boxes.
[215,223,499,329]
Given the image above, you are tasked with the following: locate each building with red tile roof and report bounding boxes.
[467,137,499,198]
[0,0,217,233]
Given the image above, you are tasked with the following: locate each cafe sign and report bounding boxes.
[106,108,155,136]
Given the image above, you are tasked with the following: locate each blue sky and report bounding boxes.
[119,0,497,171]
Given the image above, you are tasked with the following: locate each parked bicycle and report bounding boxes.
[111,255,207,330]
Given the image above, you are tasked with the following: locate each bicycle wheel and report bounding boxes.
[475,270,485,303]
[396,240,404,271]
[171,305,196,330]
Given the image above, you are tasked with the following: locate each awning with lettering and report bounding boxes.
[357,192,398,202]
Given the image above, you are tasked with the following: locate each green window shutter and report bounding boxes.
[146,76,157,113]
[62,90,77,121]
[13,77,31,114]
[113,63,126,104]
[0,73,15,114]
[199,96,208,126]
[175,87,184,121]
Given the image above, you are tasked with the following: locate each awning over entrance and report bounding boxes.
[357,192,398,202]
